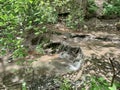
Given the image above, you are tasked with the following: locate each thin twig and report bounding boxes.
[109,57,116,86]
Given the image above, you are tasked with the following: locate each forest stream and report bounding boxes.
[0,18,120,90]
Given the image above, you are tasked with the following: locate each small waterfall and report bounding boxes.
[68,53,84,71]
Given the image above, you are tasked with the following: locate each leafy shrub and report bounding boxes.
[65,1,84,29]
[66,0,98,29]
[87,0,98,15]
[66,9,84,29]
[89,76,119,90]
[0,0,57,57]
[103,0,120,16]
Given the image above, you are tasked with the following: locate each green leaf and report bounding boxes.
[22,82,26,90]
[109,84,117,90]
[29,0,33,4]
[35,32,40,35]
[0,22,5,26]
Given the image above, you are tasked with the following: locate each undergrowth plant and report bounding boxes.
[103,0,120,17]
[87,0,98,16]
[0,0,57,58]
[67,6,85,29]
[66,8,84,29]
[60,79,72,90]
[89,76,119,90]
